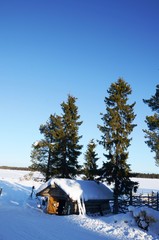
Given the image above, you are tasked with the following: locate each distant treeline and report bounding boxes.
[131,172,159,179]
[0,166,159,179]
[0,166,30,171]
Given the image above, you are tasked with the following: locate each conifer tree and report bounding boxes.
[30,114,62,181]
[58,94,83,178]
[30,95,83,180]
[98,78,137,214]
[143,84,159,166]
[83,139,99,180]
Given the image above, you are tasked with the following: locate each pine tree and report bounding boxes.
[30,114,62,181]
[98,78,137,214]
[57,94,83,178]
[83,139,99,180]
[143,84,159,166]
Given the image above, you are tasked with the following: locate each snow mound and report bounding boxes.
[129,206,159,235]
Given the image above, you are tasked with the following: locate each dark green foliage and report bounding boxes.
[30,95,83,180]
[83,139,99,180]
[143,85,159,166]
[30,114,62,181]
[58,95,83,178]
[98,78,137,214]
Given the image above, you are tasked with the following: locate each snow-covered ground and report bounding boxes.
[0,169,159,240]
[131,177,159,194]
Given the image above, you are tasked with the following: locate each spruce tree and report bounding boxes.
[84,139,99,180]
[98,78,137,214]
[30,95,83,180]
[143,84,159,166]
[57,94,83,178]
[30,114,62,181]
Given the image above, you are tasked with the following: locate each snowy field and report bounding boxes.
[0,169,159,240]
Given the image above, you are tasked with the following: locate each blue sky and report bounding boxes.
[0,0,159,173]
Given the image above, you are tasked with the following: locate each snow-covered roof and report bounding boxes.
[36,178,113,201]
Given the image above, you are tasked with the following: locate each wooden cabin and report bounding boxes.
[36,178,113,216]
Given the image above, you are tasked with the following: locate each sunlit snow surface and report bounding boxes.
[0,169,159,240]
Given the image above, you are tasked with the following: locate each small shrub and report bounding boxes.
[128,206,156,231]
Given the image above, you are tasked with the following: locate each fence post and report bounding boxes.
[129,190,132,205]
[157,192,159,211]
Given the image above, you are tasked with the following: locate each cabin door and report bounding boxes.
[47,196,59,214]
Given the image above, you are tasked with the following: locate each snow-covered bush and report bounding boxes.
[128,206,159,234]
[20,172,34,181]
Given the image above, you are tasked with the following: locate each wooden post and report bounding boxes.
[129,189,132,205]
[157,192,159,211]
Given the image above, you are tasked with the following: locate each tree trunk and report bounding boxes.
[46,148,51,181]
[113,179,119,214]
[113,194,119,214]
